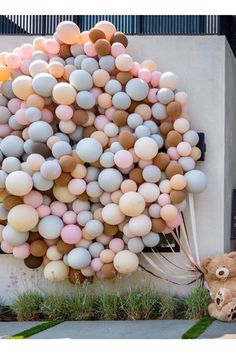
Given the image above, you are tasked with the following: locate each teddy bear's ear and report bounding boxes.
[200,257,212,273]
[228,252,236,261]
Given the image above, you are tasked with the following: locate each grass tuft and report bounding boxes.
[40,294,71,321]
[123,287,156,320]
[184,287,211,319]
[98,293,122,320]
[158,295,178,319]
[10,291,43,321]
[68,287,95,320]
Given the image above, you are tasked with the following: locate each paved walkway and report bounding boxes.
[1,320,236,339]
[200,320,236,339]
[30,320,197,339]
[0,322,44,338]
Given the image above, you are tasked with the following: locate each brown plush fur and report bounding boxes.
[201,252,236,322]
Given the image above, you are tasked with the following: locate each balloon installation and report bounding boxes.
[0,21,207,283]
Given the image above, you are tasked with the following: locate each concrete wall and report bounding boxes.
[224,40,236,251]
[0,35,235,303]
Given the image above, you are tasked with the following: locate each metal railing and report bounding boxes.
[0,15,221,35]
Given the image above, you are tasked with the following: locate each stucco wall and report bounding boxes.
[0,35,235,303]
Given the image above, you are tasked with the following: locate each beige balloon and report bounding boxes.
[44,260,69,282]
[114,250,139,274]
[12,75,34,100]
[53,185,76,203]
[8,204,39,232]
[119,191,145,217]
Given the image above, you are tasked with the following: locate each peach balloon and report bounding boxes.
[56,21,80,44]
[100,249,115,263]
[48,62,64,78]
[119,192,145,217]
[160,204,178,223]
[44,39,60,54]
[170,174,187,191]
[141,59,157,72]
[120,179,137,193]
[93,69,110,87]
[26,94,45,109]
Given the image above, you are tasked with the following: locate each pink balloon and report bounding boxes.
[62,210,77,224]
[100,192,112,206]
[41,108,53,123]
[130,62,140,76]
[90,87,102,98]
[13,243,30,259]
[0,124,12,138]
[24,190,43,208]
[55,105,73,121]
[138,68,151,83]
[109,238,124,253]
[94,115,109,131]
[15,108,28,125]
[111,43,126,57]
[105,107,116,120]
[37,205,51,218]
[20,101,27,109]
[50,201,67,217]
[91,258,103,271]
[8,98,22,114]
[167,147,180,161]
[44,39,60,54]
[151,71,162,87]
[61,225,82,244]
[1,241,13,253]
[148,88,158,103]
[68,179,86,195]
[20,44,34,59]
[114,150,133,168]
[84,42,97,57]
[158,193,171,206]
[167,213,183,228]
[20,59,31,75]
[138,159,152,169]
[5,53,21,69]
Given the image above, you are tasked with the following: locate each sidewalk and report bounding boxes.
[1,320,235,339]
[199,321,236,339]
[30,320,197,339]
[0,322,44,338]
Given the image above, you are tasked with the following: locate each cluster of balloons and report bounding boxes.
[0,20,207,283]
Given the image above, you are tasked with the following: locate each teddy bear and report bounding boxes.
[201,252,236,322]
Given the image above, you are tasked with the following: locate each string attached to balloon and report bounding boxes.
[188,192,200,265]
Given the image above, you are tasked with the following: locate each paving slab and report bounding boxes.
[0,322,44,338]
[30,320,196,339]
[199,320,236,339]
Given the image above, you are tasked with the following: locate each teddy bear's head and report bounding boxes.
[201,252,236,280]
